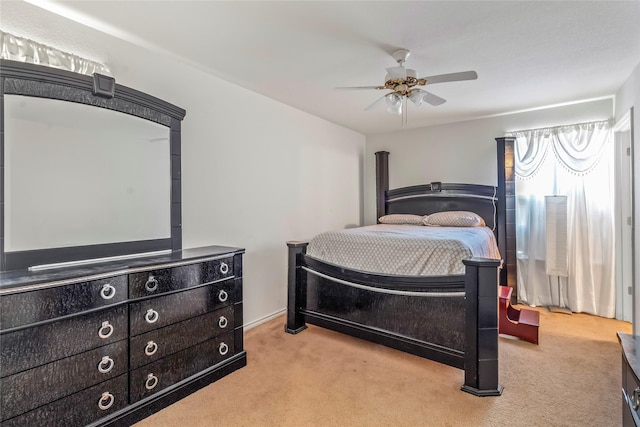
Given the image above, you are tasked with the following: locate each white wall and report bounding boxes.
[615,62,640,331]
[175,69,364,327]
[364,98,613,224]
[1,3,365,327]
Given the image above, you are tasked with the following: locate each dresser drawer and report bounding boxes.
[623,352,640,427]
[0,304,128,377]
[130,280,235,336]
[129,257,234,298]
[1,339,128,421]
[1,373,128,427]
[130,332,235,403]
[130,305,234,369]
[0,275,127,330]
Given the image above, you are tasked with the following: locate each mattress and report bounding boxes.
[306,224,501,276]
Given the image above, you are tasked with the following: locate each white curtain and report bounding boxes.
[0,30,110,76]
[509,121,615,318]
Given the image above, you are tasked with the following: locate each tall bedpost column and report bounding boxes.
[496,137,516,296]
[285,241,309,334]
[375,151,389,223]
[461,257,503,397]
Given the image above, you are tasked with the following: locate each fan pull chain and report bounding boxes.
[402,97,408,128]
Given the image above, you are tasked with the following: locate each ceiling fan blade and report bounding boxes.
[335,86,381,90]
[422,91,447,106]
[421,71,478,85]
[386,66,407,80]
[364,94,388,111]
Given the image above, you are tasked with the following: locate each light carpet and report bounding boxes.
[134,307,631,427]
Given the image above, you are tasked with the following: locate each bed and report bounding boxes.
[285,151,505,396]
[306,222,500,276]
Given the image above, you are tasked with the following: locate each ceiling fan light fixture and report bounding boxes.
[387,104,402,115]
[409,90,425,106]
[337,48,476,125]
[385,93,403,115]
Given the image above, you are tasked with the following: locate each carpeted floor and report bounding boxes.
[134,306,631,427]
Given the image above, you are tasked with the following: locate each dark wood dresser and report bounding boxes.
[619,332,640,426]
[0,245,245,426]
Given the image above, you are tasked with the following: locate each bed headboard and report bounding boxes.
[385,183,498,231]
[375,151,505,272]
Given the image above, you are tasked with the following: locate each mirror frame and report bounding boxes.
[0,60,186,271]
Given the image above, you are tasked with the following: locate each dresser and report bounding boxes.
[0,245,245,427]
[619,332,640,426]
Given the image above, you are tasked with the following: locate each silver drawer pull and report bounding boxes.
[98,321,114,339]
[218,342,229,356]
[145,309,159,324]
[100,283,116,300]
[145,373,159,390]
[220,262,229,275]
[218,290,228,303]
[633,387,640,410]
[145,276,158,292]
[145,341,158,356]
[98,356,115,374]
[98,392,115,410]
[218,316,228,329]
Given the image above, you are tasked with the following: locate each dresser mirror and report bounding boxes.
[5,94,171,254]
[0,60,186,271]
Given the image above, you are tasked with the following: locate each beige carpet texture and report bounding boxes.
[134,307,631,427]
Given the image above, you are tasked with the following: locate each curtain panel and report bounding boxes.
[0,30,110,76]
[507,121,615,318]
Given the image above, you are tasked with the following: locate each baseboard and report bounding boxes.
[244,308,286,331]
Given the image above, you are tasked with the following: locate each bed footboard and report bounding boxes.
[285,241,502,397]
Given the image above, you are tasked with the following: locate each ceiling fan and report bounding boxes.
[337,49,477,126]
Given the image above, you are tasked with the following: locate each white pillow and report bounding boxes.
[378,214,425,225]
[423,211,486,227]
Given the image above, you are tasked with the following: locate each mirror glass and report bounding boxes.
[4,95,171,254]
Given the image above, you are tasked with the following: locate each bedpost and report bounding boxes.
[375,151,389,223]
[285,241,309,334]
[461,257,503,397]
[496,137,516,295]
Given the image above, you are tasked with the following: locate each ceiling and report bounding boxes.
[4,1,640,135]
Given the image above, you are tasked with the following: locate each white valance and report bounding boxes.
[507,120,611,178]
[0,30,110,76]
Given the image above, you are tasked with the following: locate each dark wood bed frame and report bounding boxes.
[285,150,505,397]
